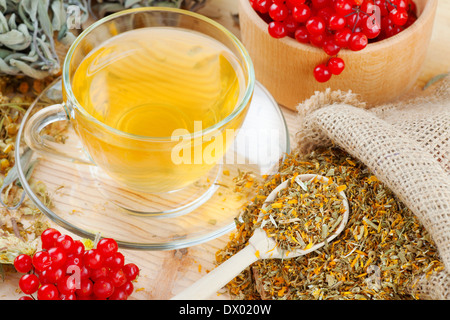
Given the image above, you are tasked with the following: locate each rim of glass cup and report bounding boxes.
[62,7,255,142]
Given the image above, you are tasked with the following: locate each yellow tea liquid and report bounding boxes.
[73,27,243,137]
[71,27,247,192]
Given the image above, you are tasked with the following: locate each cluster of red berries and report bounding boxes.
[13,228,139,300]
[249,0,417,82]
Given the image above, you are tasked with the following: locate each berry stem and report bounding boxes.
[352,12,360,33]
[344,9,357,18]
[385,0,397,9]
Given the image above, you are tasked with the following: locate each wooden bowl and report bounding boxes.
[238,0,438,110]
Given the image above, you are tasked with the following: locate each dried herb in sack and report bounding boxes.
[216,147,444,300]
[295,76,450,299]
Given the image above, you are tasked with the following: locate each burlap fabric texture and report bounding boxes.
[294,76,450,299]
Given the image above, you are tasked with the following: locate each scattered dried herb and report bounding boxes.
[0,0,90,79]
[0,0,209,79]
[216,147,444,300]
[0,76,54,268]
[93,0,209,17]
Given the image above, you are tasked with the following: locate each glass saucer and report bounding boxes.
[15,78,290,250]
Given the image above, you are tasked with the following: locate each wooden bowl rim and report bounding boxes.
[239,0,438,54]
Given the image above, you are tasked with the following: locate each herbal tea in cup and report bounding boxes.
[24,8,254,194]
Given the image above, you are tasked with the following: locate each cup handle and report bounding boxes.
[24,104,93,165]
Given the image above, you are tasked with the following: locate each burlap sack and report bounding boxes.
[294,76,450,299]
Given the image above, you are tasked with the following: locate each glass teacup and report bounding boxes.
[24,7,255,202]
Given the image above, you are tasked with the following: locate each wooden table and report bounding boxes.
[1,0,449,300]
